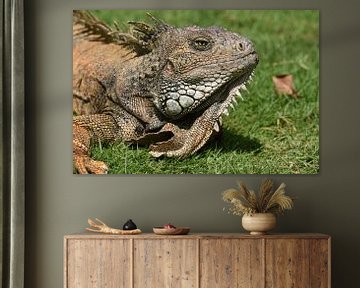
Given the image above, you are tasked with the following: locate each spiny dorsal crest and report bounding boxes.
[73,10,171,55]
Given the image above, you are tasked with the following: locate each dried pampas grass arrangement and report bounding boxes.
[222,179,294,216]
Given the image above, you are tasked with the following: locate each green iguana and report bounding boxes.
[73,11,259,174]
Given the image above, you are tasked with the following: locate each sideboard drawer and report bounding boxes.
[134,239,198,287]
[265,238,330,288]
[200,238,263,287]
[66,239,132,288]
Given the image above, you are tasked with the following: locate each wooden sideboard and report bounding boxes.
[64,233,330,288]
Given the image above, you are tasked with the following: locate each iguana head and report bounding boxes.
[150,25,259,120]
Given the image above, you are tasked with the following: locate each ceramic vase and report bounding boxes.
[242,213,276,235]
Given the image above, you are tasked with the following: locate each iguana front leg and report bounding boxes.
[73,112,144,174]
[147,103,222,158]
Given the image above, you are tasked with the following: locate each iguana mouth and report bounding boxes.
[217,69,255,116]
[205,62,256,133]
[195,64,255,124]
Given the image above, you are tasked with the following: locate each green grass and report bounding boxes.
[87,10,319,174]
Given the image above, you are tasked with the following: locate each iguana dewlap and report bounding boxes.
[73,11,259,174]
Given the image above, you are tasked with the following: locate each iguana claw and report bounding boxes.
[73,119,112,174]
[147,121,218,158]
[73,155,108,174]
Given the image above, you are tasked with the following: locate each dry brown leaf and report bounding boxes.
[272,74,300,99]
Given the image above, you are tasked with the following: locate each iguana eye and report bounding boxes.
[192,37,212,51]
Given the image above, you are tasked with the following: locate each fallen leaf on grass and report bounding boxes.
[272,74,300,99]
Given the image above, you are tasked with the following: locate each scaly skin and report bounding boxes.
[73,11,258,174]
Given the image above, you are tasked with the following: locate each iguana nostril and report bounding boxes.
[237,39,256,54]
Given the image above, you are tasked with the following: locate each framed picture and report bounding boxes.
[73,10,319,175]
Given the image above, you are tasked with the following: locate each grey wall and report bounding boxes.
[24,0,360,287]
